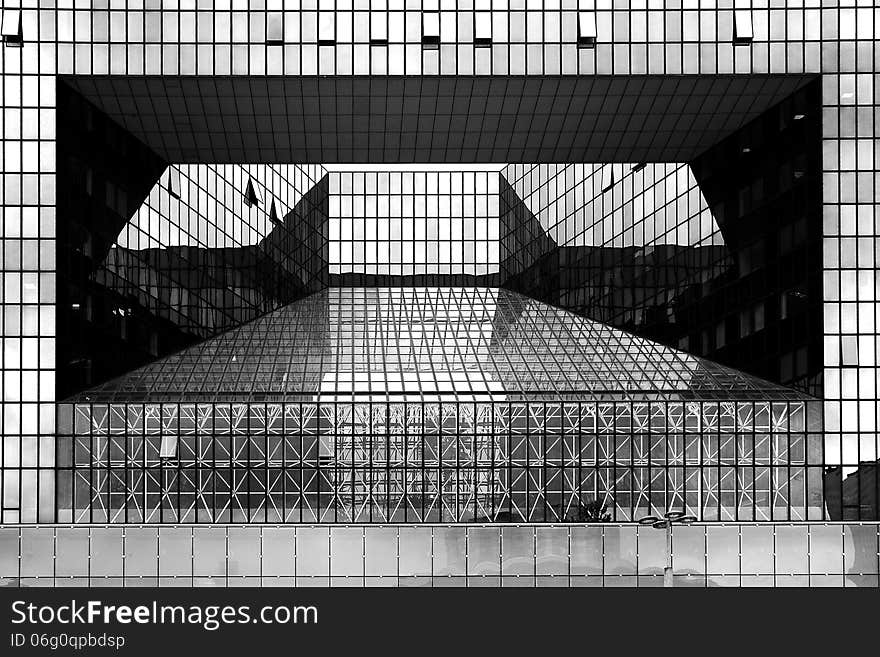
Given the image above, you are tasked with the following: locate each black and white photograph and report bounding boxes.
[0,0,877,651]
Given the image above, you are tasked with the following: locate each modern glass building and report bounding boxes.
[58,286,821,525]
[0,1,878,586]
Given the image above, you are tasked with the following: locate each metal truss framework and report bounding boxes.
[57,398,823,524]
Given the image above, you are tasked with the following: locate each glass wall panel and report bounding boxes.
[158,527,192,577]
[706,526,740,575]
[775,525,809,575]
[125,528,159,577]
[433,527,467,577]
[296,527,331,577]
[468,527,500,576]
[740,525,774,574]
[192,528,227,577]
[501,526,534,575]
[399,527,433,576]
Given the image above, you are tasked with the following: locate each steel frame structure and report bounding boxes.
[59,395,820,524]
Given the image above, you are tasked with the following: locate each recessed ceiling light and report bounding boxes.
[742,147,751,154]
[793,114,805,120]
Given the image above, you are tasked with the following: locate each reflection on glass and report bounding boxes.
[61,286,819,524]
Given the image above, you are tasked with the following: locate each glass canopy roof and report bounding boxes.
[71,287,811,403]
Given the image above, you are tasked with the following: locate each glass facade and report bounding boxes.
[501,76,823,395]
[328,170,500,280]
[55,287,821,524]
[54,81,330,398]
[1,522,877,588]
[0,2,878,584]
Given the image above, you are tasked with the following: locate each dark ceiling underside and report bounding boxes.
[61,74,816,163]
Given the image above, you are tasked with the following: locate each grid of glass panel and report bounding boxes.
[10,4,868,77]
[500,162,727,355]
[103,163,325,337]
[69,287,809,402]
[498,82,832,508]
[498,82,823,392]
[56,397,820,524]
[1,523,877,588]
[0,3,878,531]
[328,170,500,277]
[64,73,813,165]
[51,287,821,524]
[503,163,715,250]
[55,116,332,398]
[122,164,323,252]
